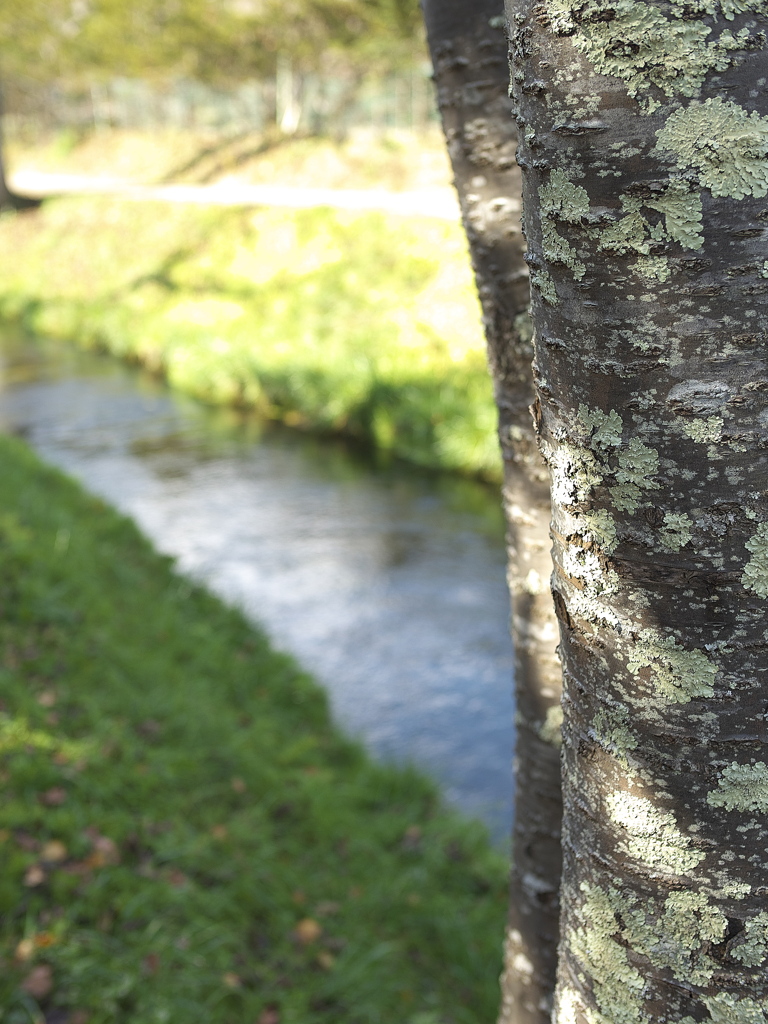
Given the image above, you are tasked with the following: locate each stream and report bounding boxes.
[0,332,515,842]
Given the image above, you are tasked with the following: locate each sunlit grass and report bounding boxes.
[0,432,508,1023]
[0,196,501,479]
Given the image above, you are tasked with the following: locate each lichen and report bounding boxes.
[579,508,619,554]
[660,512,693,551]
[579,405,623,449]
[544,440,603,506]
[540,170,590,279]
[591,706,637,759]
[571,882,645,1024]
[539,703,564,746]
[742,523,768,598]
[683,416,724,442]
[703,992,768,1024]
[610,439,660,512]
[656,98,768,200]
[627,629,717,702]
[730,911,768,967]
[707,762,768,812]
[606,790,706,874]
[546,0,758,110]
[531,268,559,305]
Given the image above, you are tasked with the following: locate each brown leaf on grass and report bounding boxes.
[293,918,322,945]
[41,841,68,864]
[51,751,69,766]
[0,828,10,843]
[39,788,67,807]
[166,869,188,887]
[316,951,335,970]
[291,889,306,905]
[231,777,247,793]
[257,1007,281,1024]
[84,835,120,868]
[15,938,35,962]
[34,932,57,949]
[210,824,228,840]
[143,953,160,975]
[222,972,241,989]
[24,865,46,887]
[21,963,53,999]
[315,901,340,916]
[37,690,57,708]
[15,832,39,852]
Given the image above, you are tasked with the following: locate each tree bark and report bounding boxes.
[507,0,768,1020]
[422,6,562,1022]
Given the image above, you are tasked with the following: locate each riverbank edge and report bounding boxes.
[0,429,508,1022]
[0,197,504,483]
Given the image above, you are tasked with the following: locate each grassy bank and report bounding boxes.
[0,177,501,479]
[0,431,508,1024]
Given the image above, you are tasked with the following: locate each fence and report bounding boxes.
[5,63,440,140]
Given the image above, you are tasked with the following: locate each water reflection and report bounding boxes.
[0,333,514,841]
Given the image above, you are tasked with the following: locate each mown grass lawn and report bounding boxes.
[0,432,508,1024]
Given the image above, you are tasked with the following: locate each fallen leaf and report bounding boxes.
[210,824,228,840]
[40,787,67,807]
[294,918,322,944]
[316,951,335,970]
[41,841,68,863]
[257,1007,281,1024]
[21,963,53,999]
[167,869,187,887]
[24,865,46,887]
[222,972,241,988]
[52,751,69,766]
[15,832,39,852]
[291,889,306,905]
[85,835,120,868]
[231,777,247,793]
[37,690,57,708]
[34,932,57,949]
[143,953,160,975]
[15,938,35,962]
[0,828,9,843]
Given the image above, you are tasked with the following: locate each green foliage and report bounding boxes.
[0,431,507,1023]
[0,197,501,479]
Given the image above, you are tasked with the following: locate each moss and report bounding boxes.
[627,629,717,703]
[742,522,768,598]
[656,98,768,200]
[606,790,707,874]
[707,761,768,812]
[659,512,693,551]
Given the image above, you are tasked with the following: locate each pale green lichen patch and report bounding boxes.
[572,882,645,1024]
[531,268,559,305]
[546,0,758,110]
[627,628,717,702]
[731,911,768,967]
[539,703,564,746]
[579,508,619,554]
[703,992,768,1024]
[656,99,768,200]
[540,170,590,279]
[660,512,693,551]
[606,789,706,874]
[707,761,768,812]
[742,522,768,598]
[683,415,723,442]
[610,439,660,512]
[579,405,623,449]
[544,440,603,506]
[592,706,637,759]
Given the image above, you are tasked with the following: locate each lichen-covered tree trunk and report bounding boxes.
[505,0,768,1020]
[422,5,562,1022]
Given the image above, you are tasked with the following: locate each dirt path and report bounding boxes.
[9,170,467,220]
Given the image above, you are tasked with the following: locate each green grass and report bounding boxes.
[0,432,508,1024]
[0,196,501,480]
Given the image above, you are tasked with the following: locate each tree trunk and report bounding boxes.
[507,0,768,1020]
[422,6,562,1023]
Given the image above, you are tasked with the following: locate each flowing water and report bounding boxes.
[0,333,515,841]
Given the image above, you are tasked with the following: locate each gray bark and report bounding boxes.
[421,5,562,1022]
[506,0,768,1020]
